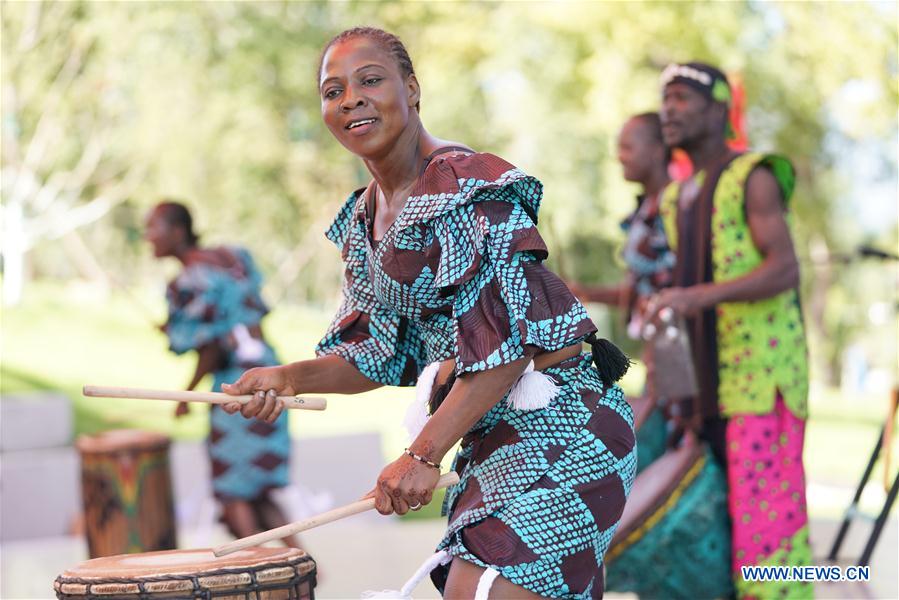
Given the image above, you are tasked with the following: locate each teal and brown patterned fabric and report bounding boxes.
[317,152,636,598]
[165,247,289,501]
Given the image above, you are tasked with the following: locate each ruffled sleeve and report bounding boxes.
[164,246,269,355]
[315,190,427,386]
[431,179,596,375]
[324,188,362,252]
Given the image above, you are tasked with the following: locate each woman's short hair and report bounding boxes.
[154,201,198,246]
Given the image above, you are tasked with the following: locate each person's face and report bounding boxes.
[144,209,181,258]
[660,82,722,149]
[617,119,662,184]
[319,37,420,160]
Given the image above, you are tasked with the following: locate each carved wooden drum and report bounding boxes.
[76,429,176,558]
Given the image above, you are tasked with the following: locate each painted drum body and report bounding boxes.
[76,429,176,558]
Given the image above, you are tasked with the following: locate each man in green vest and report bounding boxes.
[654,62,813,599]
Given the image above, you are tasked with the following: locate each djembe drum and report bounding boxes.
[605,433,733,599]
[54,546,316,599]
[626,395,667,474]
[76,429,176,558]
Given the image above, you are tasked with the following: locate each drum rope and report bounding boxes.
[55,555,316,599]
[192,574,206,600]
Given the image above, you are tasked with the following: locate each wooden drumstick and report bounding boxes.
[213,471,461,557]
[82,385,327,411]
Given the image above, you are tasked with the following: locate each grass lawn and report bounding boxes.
[1,281,418,443]
[2,281,895,521]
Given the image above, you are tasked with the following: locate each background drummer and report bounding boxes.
[567,112,674,405]
[145,201,302,548]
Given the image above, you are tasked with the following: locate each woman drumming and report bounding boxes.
[569,113,673,342]
[223,28,635,598]
[144,201,300,548]
[564,117,733,599]
[568,113,674,466]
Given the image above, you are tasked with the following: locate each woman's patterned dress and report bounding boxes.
[164,246,290,501]
[316,151,636,598]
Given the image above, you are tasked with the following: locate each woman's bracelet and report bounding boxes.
[404,448,441,470]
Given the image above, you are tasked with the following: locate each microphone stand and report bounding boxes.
[826,245,898,566]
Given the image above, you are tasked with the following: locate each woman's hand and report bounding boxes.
[220,365,295,423]
[368,453,440,516]
[649,285,713,319]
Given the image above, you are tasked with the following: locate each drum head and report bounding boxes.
[60,546,307,578]
[76,429,170,453]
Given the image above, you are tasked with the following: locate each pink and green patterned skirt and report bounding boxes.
[726,393,813,599]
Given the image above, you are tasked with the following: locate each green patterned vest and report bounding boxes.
[661,153,808,419]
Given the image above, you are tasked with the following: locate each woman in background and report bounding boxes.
[144,200,300,547]
[569,113,673,466]
[569,113,673,356]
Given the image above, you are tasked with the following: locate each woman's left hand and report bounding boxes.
[367,454,440,516]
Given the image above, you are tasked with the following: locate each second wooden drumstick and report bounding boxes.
[213,471,461,557]
[83,385,327,411]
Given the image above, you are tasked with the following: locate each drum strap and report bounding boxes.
[673,152,740,424]
[361,551,500,599]
[361,550,452,599]
[475,568,501,600]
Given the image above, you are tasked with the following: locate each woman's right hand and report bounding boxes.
[220,366,295,423]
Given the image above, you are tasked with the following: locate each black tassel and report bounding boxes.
[585,333,631,386]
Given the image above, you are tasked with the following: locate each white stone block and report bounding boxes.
[1,393,73,451]
[0,446,81,540]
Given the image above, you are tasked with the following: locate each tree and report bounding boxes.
[2,1,895,381]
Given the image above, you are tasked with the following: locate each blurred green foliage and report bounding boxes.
[2,1,896,384]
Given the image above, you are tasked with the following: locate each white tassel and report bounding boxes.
[361,550,452,599]
[404,362,441,441]
[506,360,559,410]
[474,567,501,600]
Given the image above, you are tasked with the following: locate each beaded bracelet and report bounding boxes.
[404,448,441,470]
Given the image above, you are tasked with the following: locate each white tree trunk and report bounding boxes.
[2,199,26,306]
